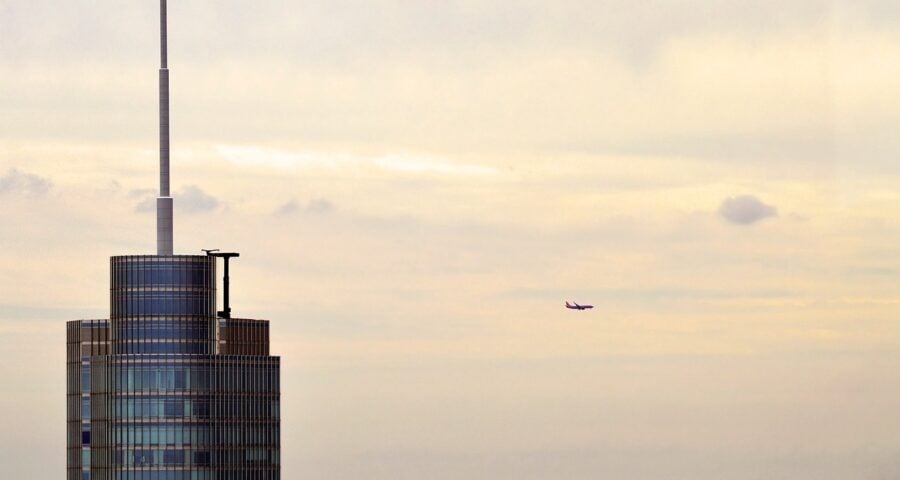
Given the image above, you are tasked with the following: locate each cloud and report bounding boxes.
[176,185,220,214]
[275,200,299,215]
[133,186,220,214]
[134,197,155,213]
[128,188,154,198]
[131,188,157,213]
[276,198,335,216]
[0,168,52,196]
[718,195,777,225]
[306,198,334,214]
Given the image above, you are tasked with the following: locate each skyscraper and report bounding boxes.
[66,3,281,479]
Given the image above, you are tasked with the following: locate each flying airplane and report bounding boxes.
[565,301,593,310]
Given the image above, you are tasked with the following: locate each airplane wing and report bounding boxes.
[565,301,593,310]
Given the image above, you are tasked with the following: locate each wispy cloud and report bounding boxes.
[0,168,52,196]
[176,185,220,214]
[134,197,155,213]
[718,195,777,225]
[276,198,335,216]
[128,188,155,199]
[133,186,220,214]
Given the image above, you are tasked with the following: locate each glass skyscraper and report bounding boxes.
[67,3,280,479]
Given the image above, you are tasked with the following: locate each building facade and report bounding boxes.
[67,3,280,479]
[67,257,281,480]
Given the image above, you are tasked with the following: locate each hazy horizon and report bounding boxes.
[2,1,900,478]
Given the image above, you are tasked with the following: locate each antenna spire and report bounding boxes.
[157,0,174,255]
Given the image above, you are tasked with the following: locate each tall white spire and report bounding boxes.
[157,0,174,255]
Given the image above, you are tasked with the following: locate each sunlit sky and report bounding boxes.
[2,1,900,478]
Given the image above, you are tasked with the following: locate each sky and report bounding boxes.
[1,0,900,478]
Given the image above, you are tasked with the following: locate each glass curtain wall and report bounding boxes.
[90,355,280,480]
[110,256,216,355]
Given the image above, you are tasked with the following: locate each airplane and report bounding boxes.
[565,301,593,310]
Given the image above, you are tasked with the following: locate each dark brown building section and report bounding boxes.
[218,318,270,356]
[67,319,111,361]
[66,320,110,480]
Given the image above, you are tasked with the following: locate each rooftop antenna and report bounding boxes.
[156,0,174,255]
[204,249,240,319]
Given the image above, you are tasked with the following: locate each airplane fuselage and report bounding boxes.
[565,302,593,310]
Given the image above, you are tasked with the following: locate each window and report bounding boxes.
[81,366,90,393]
[163,449,185,465]
[193,451,211,466]
[132,449,154,467]
[164,399,184,417]
[174,369,186,389]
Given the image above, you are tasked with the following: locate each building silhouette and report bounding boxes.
[66,3,280,479]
